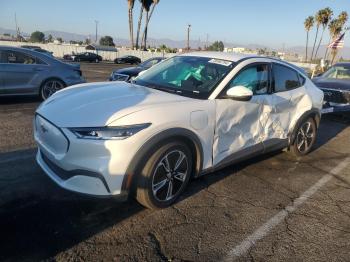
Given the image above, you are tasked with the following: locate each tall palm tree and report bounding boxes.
[338,11,349,27]
[311,10,324,61]
[140,0,155,50]
[142,0,160,50]
[314,7,333,60]
[304,16,314,62]
[324,12,348,60]
[135,0,144,49]
[127,0,135,49]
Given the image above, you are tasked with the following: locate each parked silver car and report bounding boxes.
[0,46,85,100]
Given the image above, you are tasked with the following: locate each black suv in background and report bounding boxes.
[114,55,141,64]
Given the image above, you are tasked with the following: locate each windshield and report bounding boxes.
[134,56,235,99]
[323,65,350,80]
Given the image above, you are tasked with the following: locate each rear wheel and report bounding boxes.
[136,142,192,209]
[40,79,65,100]
[290,117,317,156]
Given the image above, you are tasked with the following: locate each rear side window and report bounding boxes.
[3,51,37,64]
[273,64,301,92]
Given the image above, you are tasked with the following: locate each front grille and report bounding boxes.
[40,151,111,192]
[322,88,350,104]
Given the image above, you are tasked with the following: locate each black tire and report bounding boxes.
[136,141,193,209]
[290,117,317,157]
[40,79,65,100]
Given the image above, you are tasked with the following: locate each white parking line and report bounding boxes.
[225,156,350,261]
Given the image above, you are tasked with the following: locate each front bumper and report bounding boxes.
[34,115,136,198]
[321,88,350,104]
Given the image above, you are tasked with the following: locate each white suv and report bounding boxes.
[34,52,323,209]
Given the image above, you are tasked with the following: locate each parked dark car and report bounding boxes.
[312,62,350,105]
[110,57,165,81]
[63,52,102,63]
[21,45,54,57]
[114,55,141,64]
[0,46,85,100]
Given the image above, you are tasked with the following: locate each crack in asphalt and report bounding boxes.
[148,232,170,262]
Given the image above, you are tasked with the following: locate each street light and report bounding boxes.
[187,24,191,52]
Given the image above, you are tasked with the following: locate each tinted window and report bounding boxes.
[3,51,37,64]
[228,64,269,94]
[273,64,301,92]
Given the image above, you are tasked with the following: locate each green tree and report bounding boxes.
[99,35,115,46]
[84,38,91,45]
[314,7,333,60]
[47,34,53,42]
[56,37,63,43]
[208,41,224,51]
[304,16,314,62]
[30,31,45,43]
[127,0,135,48]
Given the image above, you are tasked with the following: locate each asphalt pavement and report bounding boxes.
[0,62,349,262]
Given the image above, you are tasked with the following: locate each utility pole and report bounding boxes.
[206,34,209,50]
[94,20,99,43]
[187,24,191,52]
[14,12,20,41]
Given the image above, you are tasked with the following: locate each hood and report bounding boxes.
[312,77,350,91]
[37,81,190,127]
[113,66,143,76]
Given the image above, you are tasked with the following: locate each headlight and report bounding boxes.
[69,123,151,140]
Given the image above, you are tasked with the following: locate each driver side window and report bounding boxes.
[228,64,269,95]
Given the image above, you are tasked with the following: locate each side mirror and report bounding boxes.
[225,86,253,101]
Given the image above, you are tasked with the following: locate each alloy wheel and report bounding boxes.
[151,150,189,202]
[296,121,315,154]
[41,80,64,100]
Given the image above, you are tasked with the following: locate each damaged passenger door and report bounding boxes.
[260,63,306,151]
[213,63,271,166]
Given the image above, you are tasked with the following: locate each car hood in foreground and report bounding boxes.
[37,82,190,127]
[312,77,350,91]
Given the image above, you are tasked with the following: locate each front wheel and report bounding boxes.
[136,142,193,209]
[40,79,65,100]
[290,117,317,156]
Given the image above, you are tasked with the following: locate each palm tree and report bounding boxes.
[310,10,324,61]
[314,7,333,60]
[338,11,349,27]
[324,12,348,60]
[304,16,314,62]
[127,0,135,49]
[135,0,144,49]
[142,0,160,50]
[140,0,156,50]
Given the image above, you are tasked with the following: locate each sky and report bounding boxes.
[1,0,349,49]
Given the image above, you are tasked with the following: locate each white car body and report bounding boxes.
[34,52,323,202]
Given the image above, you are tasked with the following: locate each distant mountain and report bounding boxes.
[1,27,349,58]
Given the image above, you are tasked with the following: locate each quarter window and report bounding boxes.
[228,64,269,95]
[273,64,301,92]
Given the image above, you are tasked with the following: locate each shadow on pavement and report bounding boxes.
[0,117,348,260]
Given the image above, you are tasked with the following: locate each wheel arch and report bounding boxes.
[121,128,204,196]
[289,108,321,146]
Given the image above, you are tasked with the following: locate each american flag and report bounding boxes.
[328,32,345,49]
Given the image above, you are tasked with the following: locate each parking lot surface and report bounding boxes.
[0,62,350,261]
